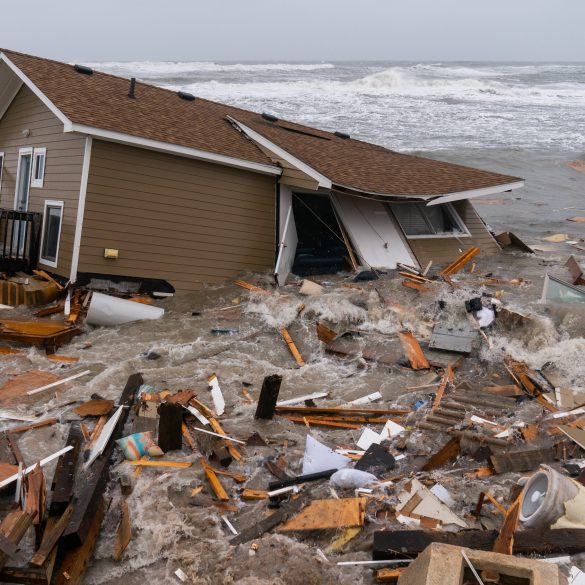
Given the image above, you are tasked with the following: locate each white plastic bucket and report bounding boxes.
[86,292,164,326]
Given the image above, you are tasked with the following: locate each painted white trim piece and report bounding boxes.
[0,53,72,128]
[227,116,332,188]
[84,405,124,469]
[38,199,64,268]
[277,391,329,406]
[13,147,33,210]
[426,181,525,206]
[31,147,46,188]
[26,369,92,396]
[67,123,281,176]
[274,195,298,286]
[70,136,92,282]
[207,373,225,416]
[0,446,73,489]
[184,404,210,426]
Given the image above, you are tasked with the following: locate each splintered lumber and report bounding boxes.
[123,460,192,468]
[431,370,450,411]
[50,424,83,516]
[279,498,366,532]
[200,458,229,501]
[492,496,521,555]
[233,280,270,295]
[402,280,432,293]
[316,322,337,344]
[375,567,405,583]
[73,400,114,417]
[440,247,481,276]
[275,406,410,416]
[33,270,64,290]
[283,413,389,424]
[279,327,305,366]
[254,374,283,420]
[31,504,74,567]
[241,489,268,500]
[46,354,80,363]
[24,464,46,525]
[208,418,243,460]
[157,402,183,452]
[63,373,143,549]
[7,418,57,434]
[0,510,33,570]
[327,526,362,552]
[372,528,585,559]
[421,437,461,471]
[490,446,557,474]
[229,496,308,546]
[113,501,131,561]
[484,385,523,397]
[398,331,429,370]
[282,416,360,429]
[56,497,105,585]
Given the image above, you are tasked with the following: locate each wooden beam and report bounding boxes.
[30,504,74,567]
[254,374,283,420]
[49,424,82,516]
[279,328,305,366]
[275,406,410,415]
[113,501,131,561]
[199,459,229,501]
[208,418,243,461]
[62,373,142,549]
[490,446,557,474]
[440,247,481,276]
[157,403,183,453]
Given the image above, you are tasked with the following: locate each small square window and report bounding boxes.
[390,202,468,238]
[31,148,46,188]
[40,201,63,267]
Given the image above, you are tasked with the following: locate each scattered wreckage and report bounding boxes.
[0,245,584,584]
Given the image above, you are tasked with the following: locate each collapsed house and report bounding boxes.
[0,49,524,293]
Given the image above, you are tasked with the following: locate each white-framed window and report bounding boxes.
[31,147,46,188]
[390,202,470,239]
[39,200,64,268]
[0,152,4,193]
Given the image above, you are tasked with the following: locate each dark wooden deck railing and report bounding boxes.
[0,209,42,273]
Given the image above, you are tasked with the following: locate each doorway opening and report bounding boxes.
[291,193,351,276]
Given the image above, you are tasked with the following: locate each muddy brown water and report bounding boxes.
[0,247,584,584]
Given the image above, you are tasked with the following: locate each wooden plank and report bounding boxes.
[421,437,461,471]
[281,416,360,429]
[254,374,282,420]
[62,373,142,548]
[30,504,74,567]
[316,322,337,344]
[492,496,521,555]
[278,498,366,532]
[113,501,131,561]
[123,460,192,468]
[431,370,450,411]
[199,458,229,501]
[73,400,114,417]
[440,246,481,276]
[275,406,411,415]
[23,465,45,525]
[490,446,557,474]
[398,331,430,370]
[0,510,32,570]
[55,497,105,585]
[208,418,243,461]
[8,419,57,435]
[279,327,305,367]
[373,528,585,559]
[49,423,82,516]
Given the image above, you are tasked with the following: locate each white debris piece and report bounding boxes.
[349,391,382,405]
[208,373,225,416]
[302,435,352,475]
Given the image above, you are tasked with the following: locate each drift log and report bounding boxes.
[254,375,283,420]
[62,373,142,548]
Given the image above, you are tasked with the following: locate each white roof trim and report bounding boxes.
[66,123,282,176]
[426,181,525,206]
[0,52,72,128]
[227,115,332,189]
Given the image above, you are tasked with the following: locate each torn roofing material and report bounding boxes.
[1,48,522,198]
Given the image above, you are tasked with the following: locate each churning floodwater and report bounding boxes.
[2,61,585,584]
[86,60,585,242]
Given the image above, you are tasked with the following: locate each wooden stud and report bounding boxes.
[279,327,305,366]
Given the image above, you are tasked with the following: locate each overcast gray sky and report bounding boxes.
[2,0,584,62]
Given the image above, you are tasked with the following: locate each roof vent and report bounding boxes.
[334,131,350,139]
[128,77,136,99]
[74,64,93,75]
[177,91,196,101]
[261,112,278,123]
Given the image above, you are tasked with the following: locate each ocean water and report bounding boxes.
[87,60,585,241]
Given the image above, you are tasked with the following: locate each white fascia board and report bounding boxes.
[0,74,22,121]
[70,136,92,283]
[425,181,525,206]
[66,123,281,176]
[0,52,72,128]
[226,115,332,188]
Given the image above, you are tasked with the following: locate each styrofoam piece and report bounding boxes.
[208,374,225,416]
[349,391,382,405]
[330,468,377,489]
[356,427,383,450]
[430,484,455,507]
[85,406,124,469]
[174,568,188,582]
[302,435,351,475]
[0,445,73,489]
[299,279,324,295]
[185,405,210,426]
[381,419,405,439]
[277,391,329,406]
[86,291,164,326]
[476,307,495,328]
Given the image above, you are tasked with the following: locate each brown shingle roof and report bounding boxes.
[1,48,522,196]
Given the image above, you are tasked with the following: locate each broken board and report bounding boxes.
[278,497,366,531]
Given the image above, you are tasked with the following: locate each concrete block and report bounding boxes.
[397,542,563,585]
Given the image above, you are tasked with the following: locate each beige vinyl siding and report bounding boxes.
[0,85,85,277]
[78,140,276,292]
[398,200,501,267]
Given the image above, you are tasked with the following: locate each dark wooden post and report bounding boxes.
[157,403,184,452]
[254,375,283,420]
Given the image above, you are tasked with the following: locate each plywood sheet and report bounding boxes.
[279,497,366,531]
[0,370,62,406]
